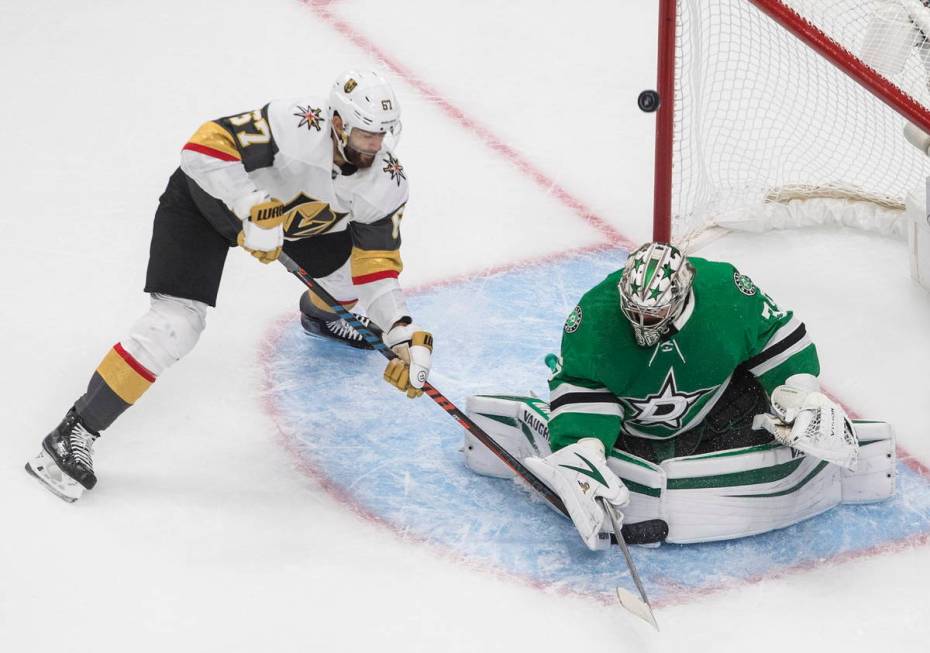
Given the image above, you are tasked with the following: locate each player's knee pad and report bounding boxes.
[121,293,208,376]
[315,258,357,305]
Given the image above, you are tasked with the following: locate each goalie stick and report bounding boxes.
[601,498,659,631]
[278,252,657,625]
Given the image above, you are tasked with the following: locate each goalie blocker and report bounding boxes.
[463,395,896,544]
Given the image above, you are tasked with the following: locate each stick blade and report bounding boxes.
[616,587,659,631]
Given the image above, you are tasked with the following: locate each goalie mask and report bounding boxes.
[328,69,402,168]
[618,242,694,347]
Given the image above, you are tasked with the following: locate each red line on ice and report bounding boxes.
[301,0,635,251]
[258,314,616,608]
[405,241,624,295]
[275,0,930,604]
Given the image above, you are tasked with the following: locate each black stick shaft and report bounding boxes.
[277,252,570,517]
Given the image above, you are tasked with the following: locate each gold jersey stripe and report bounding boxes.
[350,247,403,278]
[185,121,240,160]
[96,347,154,405]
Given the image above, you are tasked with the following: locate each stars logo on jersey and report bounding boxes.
[564,305,583,333]
[294,105,324,132]
[733,271,756,296]
[620,368,716,430]
[382,153,406,186]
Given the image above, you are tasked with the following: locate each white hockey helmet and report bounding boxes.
[618,242,694,347]
[328,69,402,151]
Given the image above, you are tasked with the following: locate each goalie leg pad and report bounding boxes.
[463,395,552,478]
[660,445,843,543]
[841,421,896,504]
[605,450,666,529]
[462,396,896,545]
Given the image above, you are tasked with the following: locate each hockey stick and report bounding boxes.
[277,252,568,513]
[601,499,659,630]
[278,252,657,625]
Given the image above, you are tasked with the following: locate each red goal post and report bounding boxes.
[652,0,930,250]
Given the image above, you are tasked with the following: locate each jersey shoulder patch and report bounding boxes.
[563,305,583,333]
[732,269,756,296]
[380,152,407,187]
[563,269,625,341]
[347,148,409,224]
[265,96,332,167]
[690,258,753,298]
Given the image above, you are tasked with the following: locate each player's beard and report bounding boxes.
[345,145,378,169]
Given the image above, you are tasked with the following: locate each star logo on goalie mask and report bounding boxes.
[294,105,324,132]
[621,368,715,430]
[382,153,406,186]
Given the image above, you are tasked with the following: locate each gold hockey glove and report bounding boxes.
[383,324,433,399]
[237,198,285,264]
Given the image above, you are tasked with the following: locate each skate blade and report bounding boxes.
[25,450,83,503]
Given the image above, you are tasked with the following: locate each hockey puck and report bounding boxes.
[638,90,660,113]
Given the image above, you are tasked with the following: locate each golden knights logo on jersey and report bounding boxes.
[282,194,348,238]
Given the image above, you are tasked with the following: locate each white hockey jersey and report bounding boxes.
[179,96,411,327]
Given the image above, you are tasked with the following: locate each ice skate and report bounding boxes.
[301,312,381,349]
[299,292,381,350]
[25,407,99,502]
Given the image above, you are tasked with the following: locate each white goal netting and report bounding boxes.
[670,0,930,247]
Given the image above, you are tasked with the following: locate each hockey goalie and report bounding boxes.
[464,243,896,548]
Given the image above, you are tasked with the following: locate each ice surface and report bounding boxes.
[266,248,930,606]
[2,0,929,651]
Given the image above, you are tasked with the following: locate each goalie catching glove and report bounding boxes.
[383,321,433,398]
[524,438,630,551]
[753,373,859,470]
[235,193,285,264]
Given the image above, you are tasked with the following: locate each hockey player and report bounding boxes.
[26,69,434,503]
[465,243,892,549]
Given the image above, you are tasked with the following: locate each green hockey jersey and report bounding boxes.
[548,257,819,457]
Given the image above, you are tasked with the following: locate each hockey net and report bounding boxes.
[660,0,930,250]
